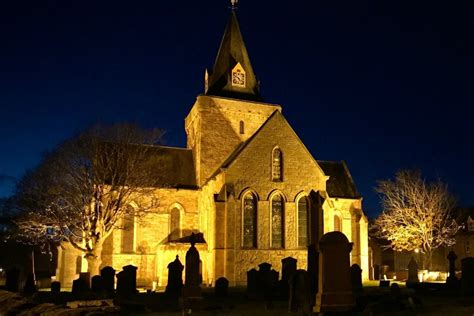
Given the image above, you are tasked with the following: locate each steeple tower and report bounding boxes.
[205,10,261,101]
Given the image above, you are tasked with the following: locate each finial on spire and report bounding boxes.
[230,0,238,10]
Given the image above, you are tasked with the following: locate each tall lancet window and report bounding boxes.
[334,214,342,232]
[121,206,135,253]
[272,147,282,181]
[243,193,257,248]
[169,207,181,242]
[297,196,309,248]
[271,194,284,248]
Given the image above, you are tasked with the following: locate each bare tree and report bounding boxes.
[373,170,458,269]
[14,123,163,276]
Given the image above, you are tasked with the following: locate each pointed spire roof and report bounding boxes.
[205,11,261,101]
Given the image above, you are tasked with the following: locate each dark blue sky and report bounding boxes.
[1,0,473,218]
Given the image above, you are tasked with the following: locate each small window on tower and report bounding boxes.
[272,147,282,181]
[231,63,246,88]
[239,121,244,134]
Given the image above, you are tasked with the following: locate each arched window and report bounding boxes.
[121,207,135,253]
[243,192,257,248]
[271,194,284,248]
[169,207,181,242]
[297,196,309,247]
[239,120,245,134]
[334,214,342,232]
[272,147,282,181]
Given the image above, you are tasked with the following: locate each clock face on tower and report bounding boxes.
[231,63,246,88]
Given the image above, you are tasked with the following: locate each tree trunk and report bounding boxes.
[422,250,432,270]
[85,242,103,277]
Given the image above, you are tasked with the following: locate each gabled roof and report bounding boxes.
[207,110,326,182]
[205,11,261,101]
[317,160,361,199]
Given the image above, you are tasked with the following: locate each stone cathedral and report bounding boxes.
[56,11,369,288]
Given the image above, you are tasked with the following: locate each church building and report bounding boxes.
[56,9,369,287]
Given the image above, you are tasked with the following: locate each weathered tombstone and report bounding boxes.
[246,268,258,298]
[315,231,355,313]
[23,273,36,295]
[373,264,380,280]
[182,234,202,299]
[446,251,458,288]
[79,272,91,289]
[281,257,297,298]
[406,257,419,288]
[165,255,184,299]
[116,265,137,297]
[5,267,20,292]
[350,264,363,292]
[461,257,474,295]
[72,278,89,294]
[51,281,61,293]
[91,275,103,293]
[100,266,115,296]
[288,269,312,314]
[257,262,278,303]
[215,277,229,298]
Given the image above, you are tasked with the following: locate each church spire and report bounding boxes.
[205,7,261,101]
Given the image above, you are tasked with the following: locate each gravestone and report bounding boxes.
[116,265,137,297]
[258,262,278,302]
[5,267,20,292]
[91,275,103,293]
[215,277,229,298]
[406,257,419,288]
[373,264,380,280]
[461,257,474,295]
[288,269,311,314]
[165,255,184,298]
[79,272,91,289]
[350,264,363,292]
[281,257,297,298]
[246,268,258,298]
[390,283,401,299]
[72,278,89,294]
[315,231,355,313]
[182,234,202,299]
[446,251,458,287]
[51,281,61,294]
[100,266,115,296]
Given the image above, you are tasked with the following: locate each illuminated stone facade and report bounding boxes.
[56,11,369,288]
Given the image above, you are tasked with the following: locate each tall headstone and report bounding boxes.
[281,257,297,284]
[246,268,258,298]
[446,251,458,287]
[116,265,137,297]
[91,275,103,293]
[288,269,311,314]
[461,257,474,295]
[406,257,419,287]
[165,255,184,298]
[315,231,355,313]
[182,233,202,299]
[23,273,36,295]
[100,266,116,296]
[51,281,61,294]
[350,264,363,292]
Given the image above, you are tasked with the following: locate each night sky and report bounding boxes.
[1,1,473,218]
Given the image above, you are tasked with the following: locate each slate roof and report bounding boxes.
[317,160,361,199]
[205,11,261,101]
[144,146,197,189]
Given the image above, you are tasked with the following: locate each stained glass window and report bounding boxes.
[272,148,282,181]
[169,207,181,242]
[297,197,308,247]
[271,194,284,248]
[243,193,257,248]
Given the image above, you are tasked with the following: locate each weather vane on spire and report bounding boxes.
[230,0,238,10]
